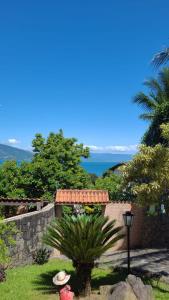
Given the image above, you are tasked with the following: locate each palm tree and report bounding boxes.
[152,47,169,67]
[133,67,169,146]
[43,214,123,297]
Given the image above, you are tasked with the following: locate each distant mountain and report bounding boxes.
[82,152,133,162]
[0,144,33,161]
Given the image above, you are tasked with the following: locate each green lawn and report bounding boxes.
[0,259,169,300]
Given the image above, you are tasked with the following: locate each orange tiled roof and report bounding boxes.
[55,189,109,204]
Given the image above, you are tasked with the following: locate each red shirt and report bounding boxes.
[59,285,74,300]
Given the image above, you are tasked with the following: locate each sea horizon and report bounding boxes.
[81,161,121,176]
[0,152,132,176]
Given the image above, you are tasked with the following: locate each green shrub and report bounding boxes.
[0,264,6,282]
[0,218,17,282]
[33,248,51,265]
[0,219,17,265]
[84,205,102,215]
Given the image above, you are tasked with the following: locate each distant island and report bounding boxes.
[0,144,33,161]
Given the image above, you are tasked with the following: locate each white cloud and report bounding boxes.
[84,144,138,153]
[8,138,20,145]
[84,145,103,151]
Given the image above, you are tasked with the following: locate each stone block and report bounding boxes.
[100,275,154,300]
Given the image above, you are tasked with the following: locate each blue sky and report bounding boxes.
[0,0,169,153]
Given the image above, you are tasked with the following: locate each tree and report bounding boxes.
[28,130,91,199]
[121,123,169,208]
[0,161,26,198]
[152,47,169,67]
[94,173,122,200]
[134,68,169,145]
[0,130,92,200]
[43,215,123,296]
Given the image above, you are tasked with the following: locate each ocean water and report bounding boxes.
[81,162,118,176]
[0,160,119,177]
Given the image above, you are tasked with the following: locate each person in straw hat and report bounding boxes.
[53,270,74,300]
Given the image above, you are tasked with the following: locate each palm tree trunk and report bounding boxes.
[74,262,94,297]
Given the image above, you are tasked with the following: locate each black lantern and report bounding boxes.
[123,211,134,274]
[123,211,134,227]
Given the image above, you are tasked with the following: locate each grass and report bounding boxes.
[0,259,169,300]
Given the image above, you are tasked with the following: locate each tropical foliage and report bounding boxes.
[33,248,51,265]
[134,68,169,146]
[121,123,169,209]
[43,214,123,296]
[152,47,169,67]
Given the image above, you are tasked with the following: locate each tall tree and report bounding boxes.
[0,161,26,198]
[0,130,92,200]
[134,68,169,146]
[29,130,91,198]
[121,123,169,210]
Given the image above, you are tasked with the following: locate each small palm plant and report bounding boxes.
[43,214,123,297]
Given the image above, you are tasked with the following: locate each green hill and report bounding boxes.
[0,144,33,161]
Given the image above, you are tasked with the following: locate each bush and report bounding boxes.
[33,248,51,265]
[0,218,17,282]
[0,264,6,282]
[94,173,122,201]
[84,205,102,215]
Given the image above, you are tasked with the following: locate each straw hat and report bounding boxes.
[53,270,71,286]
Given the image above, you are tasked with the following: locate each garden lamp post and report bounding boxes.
[123,211,134,274]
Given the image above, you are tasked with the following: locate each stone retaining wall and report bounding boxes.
[5,201,169,266]
[5,203,55,266]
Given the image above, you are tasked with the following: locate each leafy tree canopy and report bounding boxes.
[0,130,91,200]
[94,173,122,201]
[0,130,122,202]
[121,123,169,206]
[0,161,26,198]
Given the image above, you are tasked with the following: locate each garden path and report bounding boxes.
[97,248,169,276]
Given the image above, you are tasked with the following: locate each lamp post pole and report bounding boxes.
[123,211,134,275]
[127,225,130,274]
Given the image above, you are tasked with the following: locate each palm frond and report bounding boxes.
[144,78,162,95]
[139,113,154,121]
[43,215,123,263]
[133,92,156,111]
[152,48,169,67]
[159,68,169,98]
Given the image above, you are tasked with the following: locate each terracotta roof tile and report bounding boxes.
[55,189,109,204]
